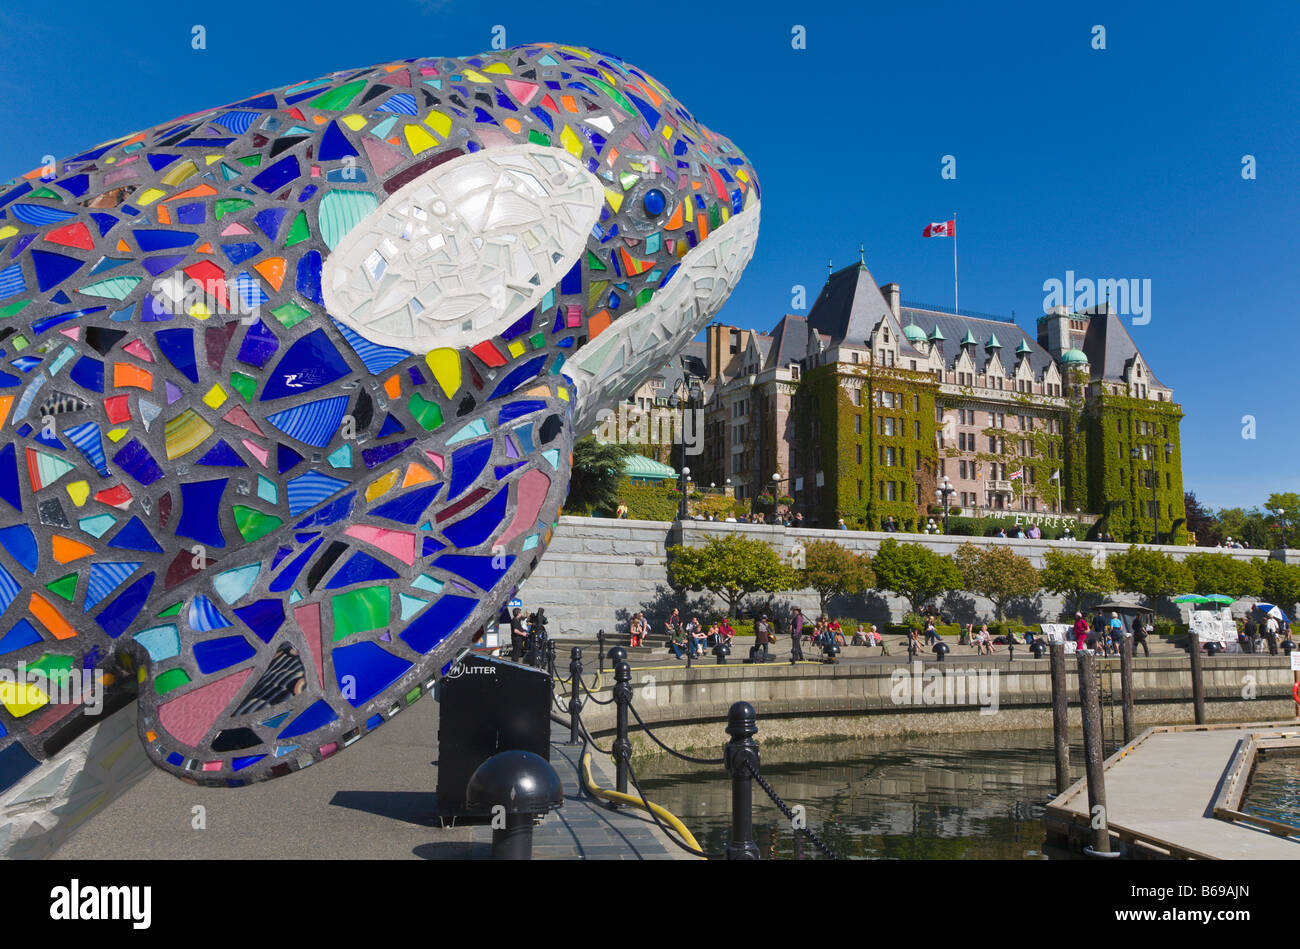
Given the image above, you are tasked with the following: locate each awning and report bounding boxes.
[622,454,677,481]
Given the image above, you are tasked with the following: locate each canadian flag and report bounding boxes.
[923,220,955,238]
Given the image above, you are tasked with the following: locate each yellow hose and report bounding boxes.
[579,751,704,855]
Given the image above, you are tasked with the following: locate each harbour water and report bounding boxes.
[1241,753,1300,831]
[634,728,1091,859]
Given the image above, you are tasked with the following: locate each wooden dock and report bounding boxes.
[1045,721,1300,859]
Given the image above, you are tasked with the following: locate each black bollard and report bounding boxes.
[686,638,694,668]
[1031,639,1047,659]
[607,645,627,669]
[723,701,761,860]
[933,641,950,662]
[597,630,606,675]
[713,641,731,664]
[465,750,564,860]
[567,647,583,745]
[1008,640,1014,662]
[611,659,632,798]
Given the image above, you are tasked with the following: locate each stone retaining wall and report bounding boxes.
[567,655,1297,756]
[519,516,1295,638]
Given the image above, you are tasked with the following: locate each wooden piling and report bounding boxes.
[1077,651,1111,854]
[1049,642,1070,795]
[1188,630,1206,725]
[1120,635,1135,743]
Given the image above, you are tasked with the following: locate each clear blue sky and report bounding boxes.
[1,0,1295,510]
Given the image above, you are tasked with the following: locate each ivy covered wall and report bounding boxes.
[1085,394,1186,543]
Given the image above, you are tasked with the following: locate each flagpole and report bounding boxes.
[952,212,958,316]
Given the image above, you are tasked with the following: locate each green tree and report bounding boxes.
[1213,507,1271,549]
[566,436,634,516]
[1259,560,1300,614]
[952,544,1041,621]
[1040,549,1116,615]
[872,538,963,617]
[1108,545,1192,602]
[800,540,874,616]
[1264,492,1300,547]
[666,534,797,617]
[1183,551,1263,599]
[1184,491,1220,547]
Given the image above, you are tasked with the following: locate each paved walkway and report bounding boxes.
[1049,725,1300,859]
[50,698,691,860]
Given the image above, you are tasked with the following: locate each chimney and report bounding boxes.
[880,282,901,319]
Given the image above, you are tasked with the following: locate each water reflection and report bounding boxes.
[635,729,1088,859]
[1242,754,1300,830]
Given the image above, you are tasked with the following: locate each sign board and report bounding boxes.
[1190,608,1234,644]
[509,598,523,609]
[1291,651,1300,672]
[1040,623,1072,644]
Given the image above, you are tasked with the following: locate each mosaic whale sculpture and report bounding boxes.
[0,43,758,852]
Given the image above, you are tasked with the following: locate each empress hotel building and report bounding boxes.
[621,257,1185,542]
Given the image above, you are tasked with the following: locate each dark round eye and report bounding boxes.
[643,188,666,216]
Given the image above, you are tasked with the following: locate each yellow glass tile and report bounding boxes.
[189,302,211,320]
[559,125,583,159]
[0,226,16,240]
[737,169,749,183]
[404,124,438,155]
[0,679,48,718]
[365,469,400,502]
[507,340,525,358]
[66,480,89,507]
[160,160,198,186]
[204,155,224,165]
[424,111,452,139]
[202,384,228,409]
[107,428,129,442]
[342,114,367,131]
[463,69,489,82]
[483,62,512,74]
[558,386,570,402]
[136,188,166,206]
[425,348,461,398]
[662,126,673,140]
[604,189,623,213]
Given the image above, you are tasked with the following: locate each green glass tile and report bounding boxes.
[308,79,367,112]
[155,668,191,696]
[408,392,443,431]
[271,300,311,328]
[45,573,78,602]
[214,198,254,220]
[588,77,636,116]
[229,371,256,402]
[232,505,283,543]
[157,601,183,617]
[618,171,639,191]
[528,130,551,147]
[586,250,606,271]
[30,187,60,200]
[284,211,310,247]
[405,686,422,705]
[236,155,263,168]
[331,586,391,640]
[529,332,546,350]
[29,654,73,678]
[11,335,28,351]
[0,300,32,319]
[635,288,654,307]
[709,204,721,228]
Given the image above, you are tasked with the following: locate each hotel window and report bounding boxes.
[851,388,862,406]
[915,450,922,471]
[857,479,863,499]
[882,391,895,409]
[885,447,896,466]
[883,418,895,436]
[914,421,921,439]
[959,460,967,478]
[856,444,862,465]
[854,415,862,434]
[913,395,920,412]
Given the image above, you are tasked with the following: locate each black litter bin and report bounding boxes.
[435,652,551,819]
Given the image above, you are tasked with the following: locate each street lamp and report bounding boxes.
[934,475,954,533]
[678,465,690,520]
[1273,508,1289,549]
[1131,443,1173,543]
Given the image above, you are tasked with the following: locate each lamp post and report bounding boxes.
[678,465,690,521]
[934,475,954,534]
[1273,508,1289,549]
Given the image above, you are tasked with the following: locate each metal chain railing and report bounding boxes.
[746,760,837,859]
[549,643,839,860]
